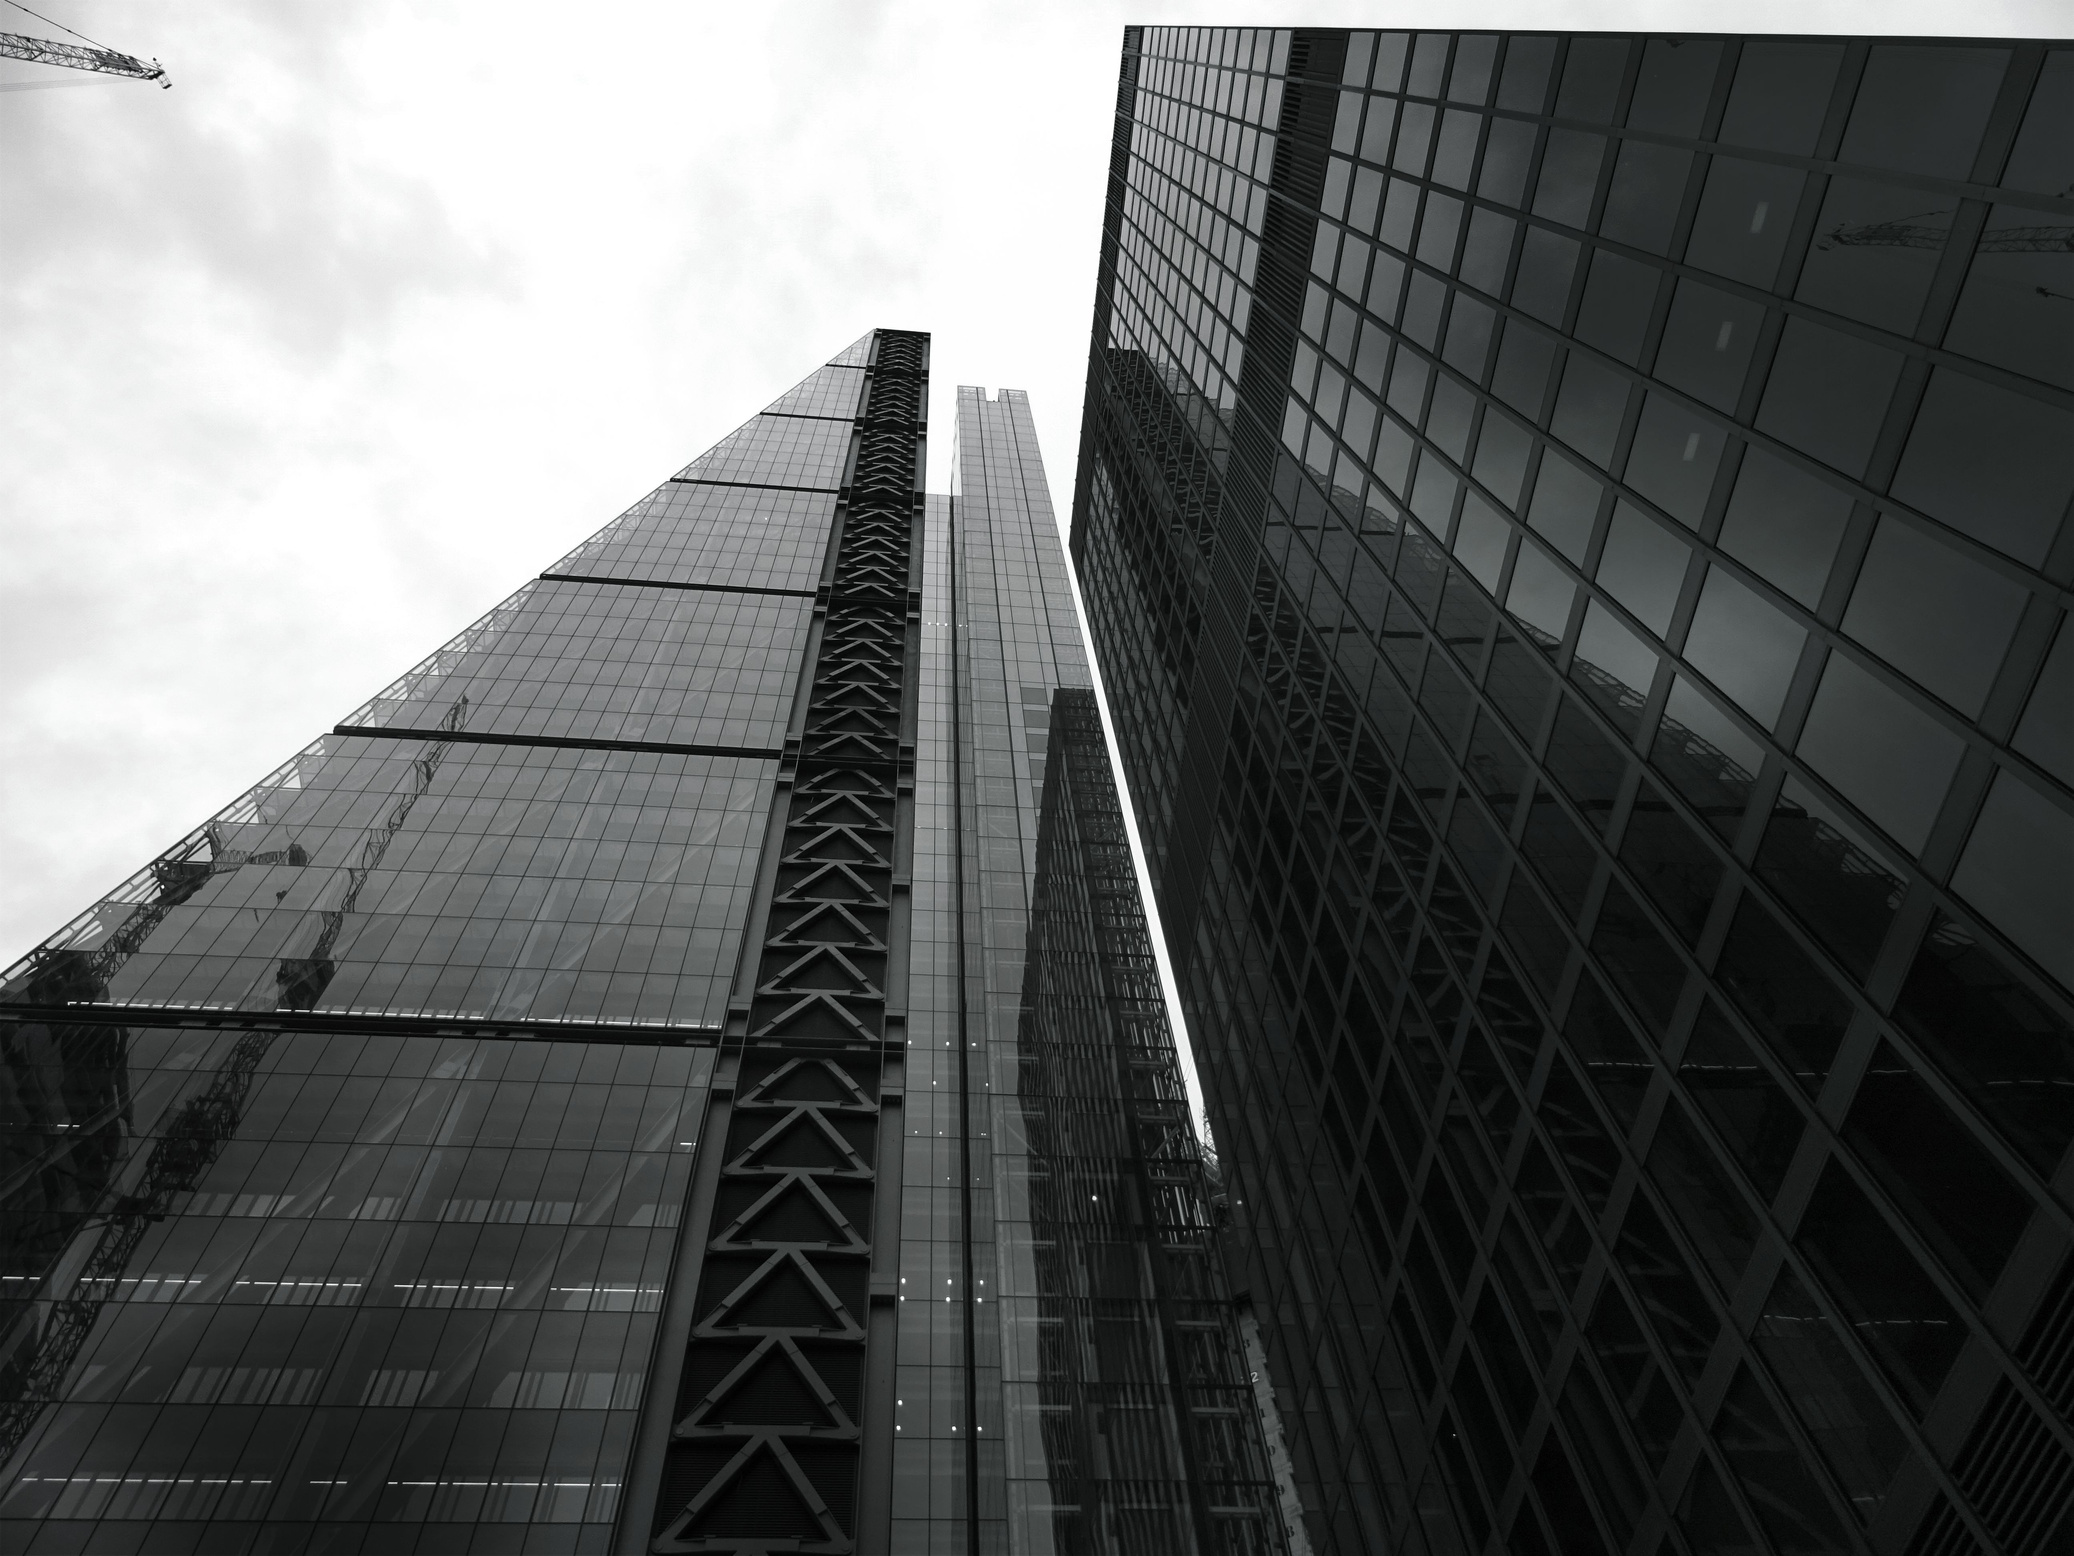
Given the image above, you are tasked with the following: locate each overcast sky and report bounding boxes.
[3,0,2065,974]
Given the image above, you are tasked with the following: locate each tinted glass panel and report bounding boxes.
[1839,45,2009,180]
[1893,912,2074,1180]
[1687,159,1803,290]
[1679,1000,1803,1200]
[1684,567,1805,731]
[1950,771,2074,991]
[1755,320,1903,480]
[1796,653,1963,854]
[1945,203,2074,393]
[1890,368,2074,568]
[1627,39,1721,136]
[1717,447,1851,609]
[1795,1159,1968,1413]
[1718,40,1843,155]
[1599,141,1692,255]
[1844,1042,2033,1299]
[1840,517,2025,716]
[0,1026,705,1550]
[1796,177,1957,335]
[1750,1266,1907,1524]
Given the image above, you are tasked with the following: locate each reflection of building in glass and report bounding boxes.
[1072,27,2074,1556]
[1008,685,1285,1548]
[0,337,1284,1553]
[905,387,1290,1553]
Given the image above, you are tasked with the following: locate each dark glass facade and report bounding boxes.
[2,334,1280,1554]
[892,388,1288,1554]
[1072,27,2074,1556]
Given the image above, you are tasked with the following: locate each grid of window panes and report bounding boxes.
[0,737,769,1029]
[957,388,1095,1555]
[1079,28,2074,1556]
[893,494,975,1553]
[0,1025,711,1554]
[1068,348,1229,898]
[0,344,874,1551]
[546,484,836,592]
[1108,28,1291,419]
[1008,684,1291,1554]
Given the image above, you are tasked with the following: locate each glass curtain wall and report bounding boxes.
[0,336,879,1555]
[1073,27,2074,1556]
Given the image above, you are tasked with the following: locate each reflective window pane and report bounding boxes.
[1528,450,1603,564]
[1651,677,1763,842]
[1943,204,2074,393]
[1626,38,1722,136]
[1513,229,1581,326]
[1556,37,1630,123]
[1755,319,1903,479]
[1840,517,2026,716]
[2013,616,2074,788]
[1753,776,1906,979]
[1894,912,2074,1181]
[1551,354,1630,468]
[1844,1042,2033,1298]
[1625,394,1727,529]
[1717,447,1852,609]
[1796,177,1958,336]
[1646,1102,1758,1290]
[1950,770,2074,990]
[1507,537,1578,641]
[1718,39,1844,155]
[1685,566,1805,730]
[1711,1362,1855,1552]
[1750,1266,1908,1524]
[1680,1000,1803,1200]
[1620,775,1723,946]
[1600,141,1693,255]
[1839,44,2010,181]
[1796,652,1964,854]
[1713,894,1851,1090]
[1890,368,2074,568]
[1478,117,1537,207]
[1574,249,1660,365]
[1595,503,1691,636]
[1497,35,1557,113]
[1685,158,1804,289]
[1655,279,1764,413]
[2001,49,2074,198]
[1795,1159,1968,1413]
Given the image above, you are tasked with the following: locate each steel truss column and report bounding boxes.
[639,330,928,1554]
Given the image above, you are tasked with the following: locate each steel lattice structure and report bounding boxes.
[646,330,928,1553]
[0,30,164,84]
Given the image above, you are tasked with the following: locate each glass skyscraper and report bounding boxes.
[0,336,1285,1554]
[1072,26,2074,1556]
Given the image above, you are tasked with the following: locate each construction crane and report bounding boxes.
[1820,219,2074,253]
[0,0,166,87]
[0,698,467,1472]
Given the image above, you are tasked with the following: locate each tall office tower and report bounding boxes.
[0,335,1278,1555]
[1073,26,2074,1556]
[897,387,1286,1555]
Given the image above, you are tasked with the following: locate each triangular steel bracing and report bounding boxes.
[647,329,926,1554]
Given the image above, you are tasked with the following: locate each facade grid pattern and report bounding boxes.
[0,345,878,1553]
[2,331,1278,1556]
[1073,25,2074,1556]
